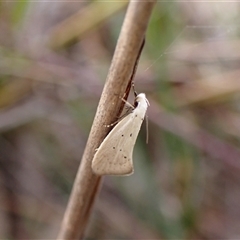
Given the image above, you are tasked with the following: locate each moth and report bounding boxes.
[92,93,149,176]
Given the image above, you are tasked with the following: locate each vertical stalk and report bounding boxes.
[57,1,156,239]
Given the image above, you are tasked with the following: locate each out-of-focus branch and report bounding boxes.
[57,1,156,239]
[49,1,128,49]
[148,99,240,172]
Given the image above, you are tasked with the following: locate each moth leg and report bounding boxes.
[115,92,134,109]
[105,92,135,127]
[104,109,132,127]
[121,97,135,109]
[132,82,138,97]
[104,120,119,128]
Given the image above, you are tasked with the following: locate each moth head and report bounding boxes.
[135,93,150,107]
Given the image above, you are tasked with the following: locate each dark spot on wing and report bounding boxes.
[130,133,132,137]
[141,118,144,121]
[135,114,138,117]
[124,156,127,159]
[122,134,124,137]
[113,147,115,149]
[120,149,122,151]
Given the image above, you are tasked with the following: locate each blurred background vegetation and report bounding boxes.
[1,1,240,239]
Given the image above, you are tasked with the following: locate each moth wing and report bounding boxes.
[92,112,143,176]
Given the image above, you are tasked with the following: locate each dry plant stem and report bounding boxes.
[57,1,156,239]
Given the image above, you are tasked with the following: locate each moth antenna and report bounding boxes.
[146,114,149,144]
[132,82,138,97]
